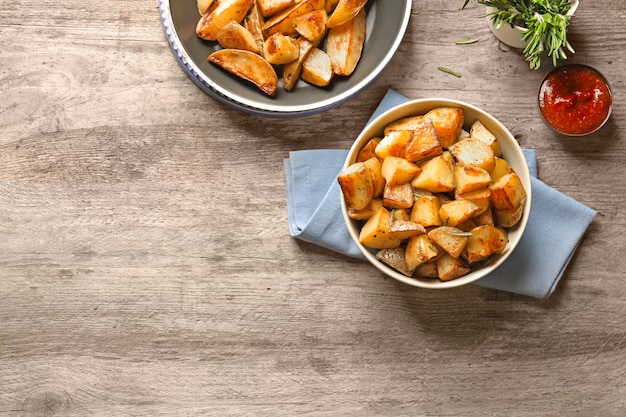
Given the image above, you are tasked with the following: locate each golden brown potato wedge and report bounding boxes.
[405,118,444,162]
[388,220,426,241]
[301,47,334,87]
[424,107,464,148]
[282,36,319,91]
[262,0,325,37]
[376,247,414,276]
[437,253,471,281]
[359,207,402,249]
[383,115,425,135]
[257,0,297,17]
[428,226,470,259]
[411,151,455,193]
[374,130,411,159]
[196,0,254,41]
[338,161,374,210]
[490,157,514,181]
[439,200,480,227]
[356,137,381,162]
[292,9,328,42]
[325,7,366,76]
[454,187,491,216]
[489,172,527,210]
[244,3,266,54]
[381,156,421,186]
[383,183,414,209]
[197,0,215,16]
[405,234,441,271]
[470,120,502,157]
[448,137,496,173]
[325,0,340,14]
[326,0,368,28]
[410,195,443,228]
[463,225,508,264]
[263,33,299,64]
[208,48,278,95]
[216,21,261,53]
[362,156,385,198]
[453,164,492,194]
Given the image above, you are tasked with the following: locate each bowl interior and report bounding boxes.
[341,98,532,289]
[164,0,412,116]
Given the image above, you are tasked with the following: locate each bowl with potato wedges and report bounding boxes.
[338,98,532,289]
[159,0,412,117]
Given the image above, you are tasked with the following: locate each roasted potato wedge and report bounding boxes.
[388,220,426,241]
[405,118,444,162]
[347,198,383,220]
[359,207,402,249]
[411,151,455,193]
[374,130,411,159]
[437,253,471,281]
[216,21,261,53]
[262,0,325,37]
[405,234,440,271]
[257,0,297,17]
[448,137,496,173]
[470,120,502,157]
[489,172,527,210]
[381,156,421,186]
[208,48,278,95]
[463,225,508,264]
[376,247,414,277]
[244,3,266,54]
[410,195,443,228]
[453,164,492,194]
[263,32,299,64]
[362,156,385,198]
[338,161,373,210]
[424,107,464,148]
[439,200,480,227]
[197,0,215,16]
[325,7,366,76]
[282,36,319,91]
[196,0,254,41]
[383,183,414,209]
[428,226,470,259]
[293,9,328,42]
[326,0,368,28]
[356,137,381,162]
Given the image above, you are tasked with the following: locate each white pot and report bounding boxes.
[486,0,579,49]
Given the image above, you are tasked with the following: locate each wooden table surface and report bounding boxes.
[1,0,625,416]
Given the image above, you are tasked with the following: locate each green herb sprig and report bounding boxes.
[462,0,576,69]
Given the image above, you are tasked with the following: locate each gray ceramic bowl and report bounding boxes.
[159,0,412,117]
[340,98,532,289]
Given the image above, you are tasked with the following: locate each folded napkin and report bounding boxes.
[284,90,596,298]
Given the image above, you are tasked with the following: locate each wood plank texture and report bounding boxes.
[1,0,625,416]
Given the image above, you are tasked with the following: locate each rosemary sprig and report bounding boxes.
[462,0,576,69]
[438,66,462,77]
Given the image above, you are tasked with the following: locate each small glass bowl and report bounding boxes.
[538,64,612,136]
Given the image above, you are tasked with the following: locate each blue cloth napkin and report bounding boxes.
[284,90,596,298]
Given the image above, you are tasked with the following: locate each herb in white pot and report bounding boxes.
[462,0,578,70]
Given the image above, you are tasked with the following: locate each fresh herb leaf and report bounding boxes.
[455,38,480,44]
[438,66,462,77]
[448,231,473,237]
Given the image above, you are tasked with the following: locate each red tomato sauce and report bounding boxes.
[538,64,612,136]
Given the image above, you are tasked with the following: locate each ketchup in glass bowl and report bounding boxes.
[538,64,612,136]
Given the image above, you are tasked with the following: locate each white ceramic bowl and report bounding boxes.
[340,98,532,289]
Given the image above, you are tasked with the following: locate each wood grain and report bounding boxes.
[1,0,625,416]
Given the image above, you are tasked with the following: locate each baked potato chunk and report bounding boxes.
[470,120,502,157]
[448,137,496,173]
[325,7,366,76]
[282,36,319,91]
[257,0,297,17]
[454,165,492,194]
[356,137,381,162]
[410,151,455,193]
[388,220,426,241]
[489,172,527,210]
[439,200,481,227]
[405,234,440,271]
[463,225,508,264]
[359,207,402,249]
[196,0,254,41]
[337,161,373,210]
[293,9,328,42]
[383,115,425,135]
[410,195,443,227]
[301,47,334,87]
[216,21,261,53]
[424,107,464,148]
[437,253,471,281]
[362,156,385,198]
[405,118,444,162]
[381,156,421,186]
[374,130,411,159]
[383,183,413,210]
[347,198,382,220]
[428,226,470,259]
[263,33,299,64]
[376,247,414,277]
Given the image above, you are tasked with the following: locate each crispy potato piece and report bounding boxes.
[439,200,480,227]
[338,161,373,210]
[347,198,382,220]
[383,115,425,135]
[473,206,494,226]
[301,47,334,87]
[196,0,254,41]
[410,195,443,227]
[405,118,444,162]
[489,172,527,210]
[263,0,325,37]
[437,253,471,281]
[414,261,439,278]
[293,9,328,42]
[263,33,299,64]
[208,49,277,95]
[257,0,296,17]
[376,247,414,276]
[383,183,413,209]
[374,130,411,159]
[405,234,440,270]
[362,156,385,198]
[454,164,492,194]
[325,7,366,76]
[356,137,381,162]
[424,107,464,148]
[381,156,421,186]
[388,220,426,241]
[282,36,319,91]
[454,187,491,216]
[198,0,215,16]
[494,205,523,228]
[463,225,508,264]
[470,120,502,157]
[326,0,368,28]
[411,151,455,193]
[216,21,261,53]
[391,208,411,222]
[359,207,402,249]
[244,3,266,54]
[448,137,496,173]
[428,226,470,259]
[490,157,514,181]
